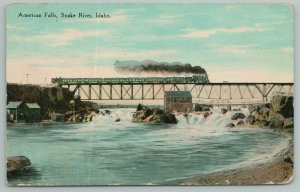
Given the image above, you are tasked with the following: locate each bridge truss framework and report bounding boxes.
[61,82,294,104]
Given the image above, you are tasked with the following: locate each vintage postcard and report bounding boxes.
[6,3,294,186]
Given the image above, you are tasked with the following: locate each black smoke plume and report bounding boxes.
[114,60,207,74]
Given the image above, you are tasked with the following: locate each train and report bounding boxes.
[52,75,210,84]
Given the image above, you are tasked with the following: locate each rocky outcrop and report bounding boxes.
[225,123,235,128]
[203,111,212,119]
[104,110,112,115]
[67,111,97,122]
[7,84,74,118]
[194,104,212,112]
[253,120,268,127]
[283,118,294,129]
[231,113,246,120]
[7,156,31,172]
[132,104,177,124]
[246,95,293,132]
[221,108,227,114]
[7,83,99,122]
[246,115,255,125]
[271,95,293,118]
[237,120,245,126]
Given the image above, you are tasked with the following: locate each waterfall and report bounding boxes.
[176,107,249,128]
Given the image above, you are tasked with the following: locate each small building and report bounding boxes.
[7,101,27,122]
[7,101,41,123]
[164,91,193,112]
[25,103,41,123]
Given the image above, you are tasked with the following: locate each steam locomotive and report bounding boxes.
[52,75,209,84]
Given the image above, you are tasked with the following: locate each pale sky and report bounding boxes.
[6,3,294,84]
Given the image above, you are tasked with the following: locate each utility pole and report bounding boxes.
[26,74,30,84]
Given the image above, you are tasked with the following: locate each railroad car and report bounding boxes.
[52,74,210,84]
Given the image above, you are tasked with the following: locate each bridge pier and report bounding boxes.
[262,83,266,102]
[88,85,91,100]
[131,84,133,99]
[227,105,231,111]
[121,84,123,99]
[142,84,144,100]
[152,84,155,99]
[110,85,112,100]
[99,85,102,100]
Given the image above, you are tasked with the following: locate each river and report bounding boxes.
[7,108,290,186]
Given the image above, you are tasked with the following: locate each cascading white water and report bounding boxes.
[176,106,249,128]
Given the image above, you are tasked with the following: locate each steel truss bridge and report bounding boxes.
[59,81,294,104]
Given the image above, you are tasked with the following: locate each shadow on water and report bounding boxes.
[7,166,42,184]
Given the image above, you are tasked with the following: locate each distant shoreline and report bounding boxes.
[99,105,162,109]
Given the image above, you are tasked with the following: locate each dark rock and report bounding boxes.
[132,112,138,118]
[283,118,294,129]
[225,123,235,127]
[232,108,241,111]
[202,107,211,111]
[231,113,246,120]
[249,103,271,113]
[250,111,266,122]
[154,109,164,115]
[104,110,111,114]
[253,120,268,127]
[271,95,293,118]
[237,120,245,126]
[7,156,31,172]
[248,105,261,113]
[270,113,285,122]
[133,105,177,124]
[284,156,294,165]
[247,105,254,113]
[194,104,212,112]
[115,118,121,122]
[203,112,212,119]
[246,115,255,125]
[143,108,153,118]
[262,103,272,109]
[144,115,154,122]
[269,114,284,130]
[136,103,143,111]
[194,104,202,112]
[251,111,259,120]
[221,108,227,114]
[153,113,177,124]
[259,107,270,118]
[284,147,294,165]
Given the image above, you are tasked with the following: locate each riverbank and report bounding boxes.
[7,83,100,123]
[176,133,294,185]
